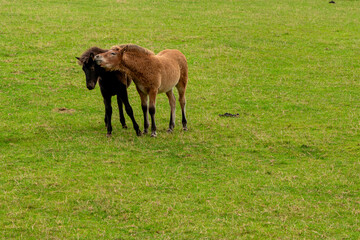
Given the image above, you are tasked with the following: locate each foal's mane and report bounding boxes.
[111,44,155,56]
[126,44,155,55]
[78,47,108,65]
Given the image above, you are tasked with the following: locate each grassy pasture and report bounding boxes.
[1,0,360,239]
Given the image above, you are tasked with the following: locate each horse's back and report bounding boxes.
[157,49,188,78]
[157,49,187,66]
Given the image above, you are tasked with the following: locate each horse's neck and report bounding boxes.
[122,52,155,77]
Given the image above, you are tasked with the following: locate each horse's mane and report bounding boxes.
[78,46,108,65]
[111,44,155,56]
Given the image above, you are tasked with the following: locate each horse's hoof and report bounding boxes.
[151,132,157,137]
[183,127,188,131]
[106,133,112,137]
[167,128,173,133]
[143,129,148,134]
[136,130,142,136]
[122,125,128,129]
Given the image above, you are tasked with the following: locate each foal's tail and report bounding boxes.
[175,51,188,102]
[176,51,188,131]
[178,52,188,88]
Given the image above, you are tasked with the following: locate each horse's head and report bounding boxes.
[94,46,127,71]
[77,52,100,90]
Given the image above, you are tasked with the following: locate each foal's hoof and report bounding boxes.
[106,133,112,138]
[183,126,188,131]
[136,130,142,136]
[167,128,173,133]
[143,129,148,135]
[151,132,157,138]
[122,125,128,129]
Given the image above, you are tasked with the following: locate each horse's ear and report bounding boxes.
[120,45,128,55]
[76,57,82,65]
[89,52,94,59]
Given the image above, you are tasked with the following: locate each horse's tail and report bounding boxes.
[178,52,188,85]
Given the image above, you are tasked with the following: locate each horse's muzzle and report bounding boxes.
[87,83,95,90]
[94,55,102,65]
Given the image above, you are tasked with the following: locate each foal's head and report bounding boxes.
[94,45,127,71]
[77,47,107,90]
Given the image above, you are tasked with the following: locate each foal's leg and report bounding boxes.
[136,86,149,134]
[118,86,142,136]
[166,89,176,132]
[148,89,158,137]
[103,96,113,136]
[176,85,188,131]
[116,94,127,129]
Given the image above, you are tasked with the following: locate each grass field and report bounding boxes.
[1,0,360,239]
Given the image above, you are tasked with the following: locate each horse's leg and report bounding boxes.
[103,96,113,136]
[116,94,127,129]
[166,90,176,132]
[136,86,149,134]
[176,83,188,131]
[104,112,108,128]
[118,85,142,136]
[148,89,158,137]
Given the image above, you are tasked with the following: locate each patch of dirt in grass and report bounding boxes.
[53,107,76,114]
[219,113,239,118]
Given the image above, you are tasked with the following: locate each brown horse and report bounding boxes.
[94,44,188,137]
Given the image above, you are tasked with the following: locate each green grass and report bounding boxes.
[1,0,360,238]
